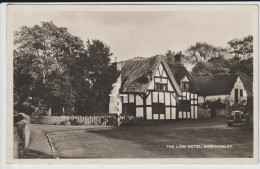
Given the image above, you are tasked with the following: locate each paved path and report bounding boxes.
[23,119,253,159]
[22,125,54,159]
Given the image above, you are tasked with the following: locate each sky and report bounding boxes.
[10,5,258,62]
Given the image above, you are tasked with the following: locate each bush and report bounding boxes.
[230,104,246,112]
[69,119,79,126]
[120,117,143,126]
[60,120,71,126]
[106,117,118,126]
[202,98,227,109]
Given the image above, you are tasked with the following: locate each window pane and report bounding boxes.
[179,100,191,112]
[123,103,136,116]
[152,103,165,114]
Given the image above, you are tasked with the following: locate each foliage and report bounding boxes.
[69,119,80,126]
[228,35,253,59]
[14,21,85,115]
[74,40,120,115]
[120,116,143,126]
[14,21,119,116]
[202,98,227,109]
[189,36,253,78]
[184,42,227,64]
[106,117,118,126]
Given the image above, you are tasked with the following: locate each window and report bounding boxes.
[181,82,189,91]
[152,103,165,114]
[240,89,243,97]
[155,83,167,91]
[235,89,238,104]
[179,100,191,112]
[123,103,136,116]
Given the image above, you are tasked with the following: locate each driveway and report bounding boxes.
[23,118,253,158]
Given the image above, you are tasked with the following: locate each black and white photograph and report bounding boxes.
[3,3,259,165]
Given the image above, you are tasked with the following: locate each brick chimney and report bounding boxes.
[174,51,182,63]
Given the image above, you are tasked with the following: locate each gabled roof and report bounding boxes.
[166,61,197,93]
[119,55,182,95]
[239,73,253,97]
[192,73,253,96]
[167,61,188,84]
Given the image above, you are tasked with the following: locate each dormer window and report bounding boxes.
[181,82,189,91]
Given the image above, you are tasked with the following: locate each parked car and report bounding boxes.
[226,110,249,127]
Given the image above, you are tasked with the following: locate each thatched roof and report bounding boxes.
[119,55,182,95]
[239,73,253,97]
[192,73,253,96]
[166,61,197,93]
[167,61,188,84]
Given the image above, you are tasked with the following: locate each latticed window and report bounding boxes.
[179,100,191,112]
[123,103,136,116]
[155,83,167,91]
[152,103,165,114]
[181,82,189,91]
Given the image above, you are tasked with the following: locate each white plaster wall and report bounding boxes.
[109,96,122,114]
[136,107,143,117]
[230,77,247,105]
[198,96,205,104]
[147,107,152,119]
[109,63,122,114]
[136,95,143,105]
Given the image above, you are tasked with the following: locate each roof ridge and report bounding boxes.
[236,71,253,81]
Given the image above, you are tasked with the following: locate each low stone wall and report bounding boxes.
[31,115,69,125]
[13,113,31,158]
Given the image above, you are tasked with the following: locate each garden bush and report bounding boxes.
[120,117,143,126]
[69,119,80,126]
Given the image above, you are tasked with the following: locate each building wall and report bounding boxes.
[198,77,247,106]
[110,62,199,120]
[178,91,198,119]
[179,75,198,119]
[230,76,247,105]
[121,63,198,120]
[198,96,205,104]
[109,63,122,114]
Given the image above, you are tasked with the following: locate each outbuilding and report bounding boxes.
[192,73,253,106]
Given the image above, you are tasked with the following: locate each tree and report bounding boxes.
[184,42,227,64]
[189,36,253,78]
[228,35,253,59]
[74,40,120,115]
[14,21,85,115]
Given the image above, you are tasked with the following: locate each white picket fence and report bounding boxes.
[69,114,118,125]
[31,113,140,126]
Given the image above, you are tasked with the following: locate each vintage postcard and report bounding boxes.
[3,3,259,166]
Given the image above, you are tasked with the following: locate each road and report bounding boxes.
[22,118,253,158]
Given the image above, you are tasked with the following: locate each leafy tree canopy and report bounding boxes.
[14,21,119,115]
[74,40,119,115]
[228,35,253,59]
[184,42,227,64]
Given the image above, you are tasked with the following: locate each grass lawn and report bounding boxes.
[28,117,253,158]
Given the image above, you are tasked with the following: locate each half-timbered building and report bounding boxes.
[109,55,199,120]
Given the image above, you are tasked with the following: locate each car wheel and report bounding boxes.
[227,122,232,127]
